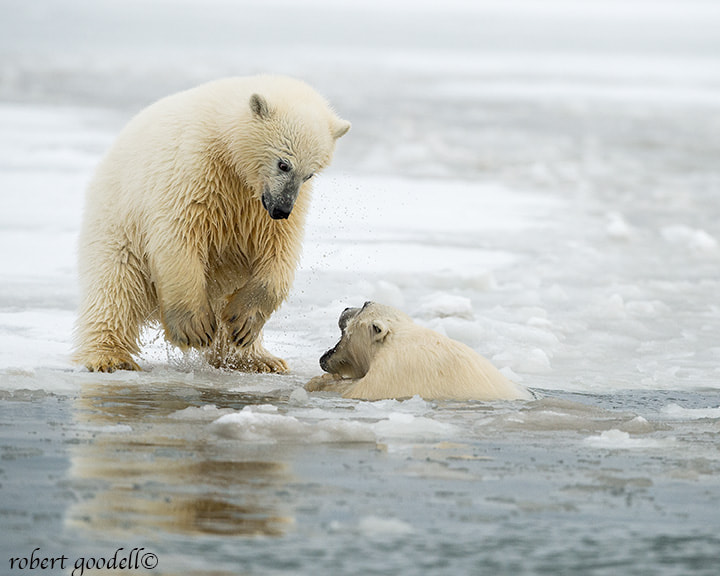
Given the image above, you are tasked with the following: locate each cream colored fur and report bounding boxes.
[74,75,350,372]
[306,302,532,401]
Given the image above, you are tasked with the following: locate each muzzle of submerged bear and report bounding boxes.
[319,344,339,371]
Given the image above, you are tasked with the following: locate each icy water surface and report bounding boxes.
[2,0,720,574]
[3,382,720,575]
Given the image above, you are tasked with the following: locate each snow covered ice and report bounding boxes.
[2,0,720,574]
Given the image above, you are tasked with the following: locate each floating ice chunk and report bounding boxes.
[210,407,376,444]
[254,404,279,413]
[211,411,302,443]
[620,416,655,434]
[169,404,235,420]
[76,424,133,434]
[358,516,414,538]
[371,412,456,440]
[288,387,309,405]
[661,403,720,420]
[353,395,433,418]
[584,429,667,449]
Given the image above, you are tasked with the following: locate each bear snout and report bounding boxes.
[261,190,295,220]
[270,206,291,219]
[319,344,338,372]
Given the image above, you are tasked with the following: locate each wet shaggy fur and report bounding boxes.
[306,302,533,401]
[74,75,350,372]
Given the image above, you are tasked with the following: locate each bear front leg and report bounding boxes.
[215,281,288,373]
[305,373,356,394]
[151,244,217,350]
[222,280,279,349]
[204,325,288,373]
[161,303,217,349]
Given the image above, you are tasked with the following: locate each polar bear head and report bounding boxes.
[319,301,410,378]
[237,80,350,220]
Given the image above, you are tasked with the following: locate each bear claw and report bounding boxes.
[162,304,217,349]
[227,313,264,349]
[85,356,141,373]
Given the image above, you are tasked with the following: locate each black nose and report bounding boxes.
[270,207,290,219]
[319,346,336,371]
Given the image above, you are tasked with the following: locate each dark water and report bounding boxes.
[2,382,720,576]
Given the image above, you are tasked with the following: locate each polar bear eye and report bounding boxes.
[277,160,292,173]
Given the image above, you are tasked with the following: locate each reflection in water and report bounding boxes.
[67,381,294,538]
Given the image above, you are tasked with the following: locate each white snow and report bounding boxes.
[605,213,633,241]
[1,0,719,399]
[661,225,718,253]
[417,294,475,320]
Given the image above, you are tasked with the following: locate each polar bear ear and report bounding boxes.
[250,94,272,120]
[331,118,351,139]
[371,320,389,343]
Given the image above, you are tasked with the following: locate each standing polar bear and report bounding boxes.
[74,75,350,373]
[306,302,533,401]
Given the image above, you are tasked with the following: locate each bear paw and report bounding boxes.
[225,310,266,349]
[305,373,354,393]
[162,304,217,349]
[84,353,141,373]
[208,348,289,373]
[305,373,339,391]
[248,353,289,374]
